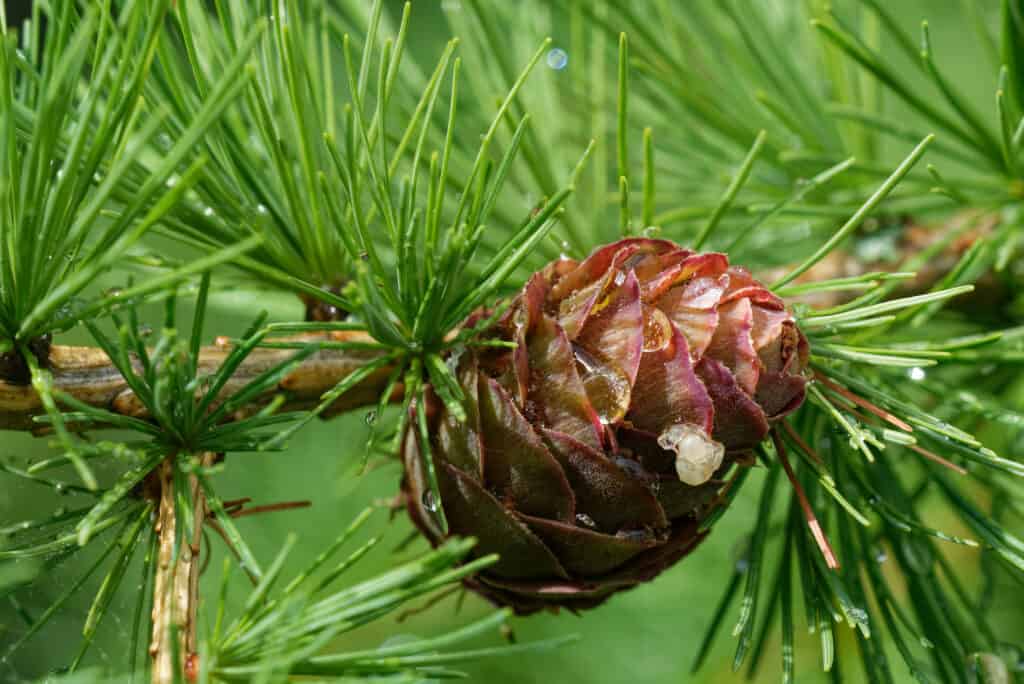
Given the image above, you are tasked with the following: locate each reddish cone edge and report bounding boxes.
[402,238,809,614]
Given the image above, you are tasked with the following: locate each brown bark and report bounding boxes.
[0,332,395,431]
[149,459,182,683]
[148,453,214,684]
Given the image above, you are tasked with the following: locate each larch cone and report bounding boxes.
[402,238,809,614]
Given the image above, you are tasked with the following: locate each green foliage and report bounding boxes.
[207,516,574,681]
[0,1,258,344]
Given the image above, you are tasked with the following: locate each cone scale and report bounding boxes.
[402,238,809,613]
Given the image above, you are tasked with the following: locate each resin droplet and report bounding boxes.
[573,345,631,425]
[657,423,725,486]
[642,306,672,352]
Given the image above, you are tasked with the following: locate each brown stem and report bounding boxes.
[229,500,312,518]
[907,443,969,476]
[149,459,181,683]
[814,374,913,433]
[185,455,212,675]
[772,430,840,570]
[149,453,214,684]
[0,332,396,431]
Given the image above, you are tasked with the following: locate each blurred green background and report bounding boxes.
[2,1,1023,682]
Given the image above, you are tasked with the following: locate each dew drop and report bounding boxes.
[54,483,68,496]
[166,174,179,188]
[846,607,869,625]
[575,513,597,529]
[875,549,888,563]
[658,423,724,486]
[203,206,216,218]
[422,489,439,512]
[365,410,377,426]
[546,48,569,71]
[641,225,661,238]
[908,366,926,381]
[53,506,67,518]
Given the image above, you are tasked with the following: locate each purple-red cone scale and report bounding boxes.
[402,238,809,614]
